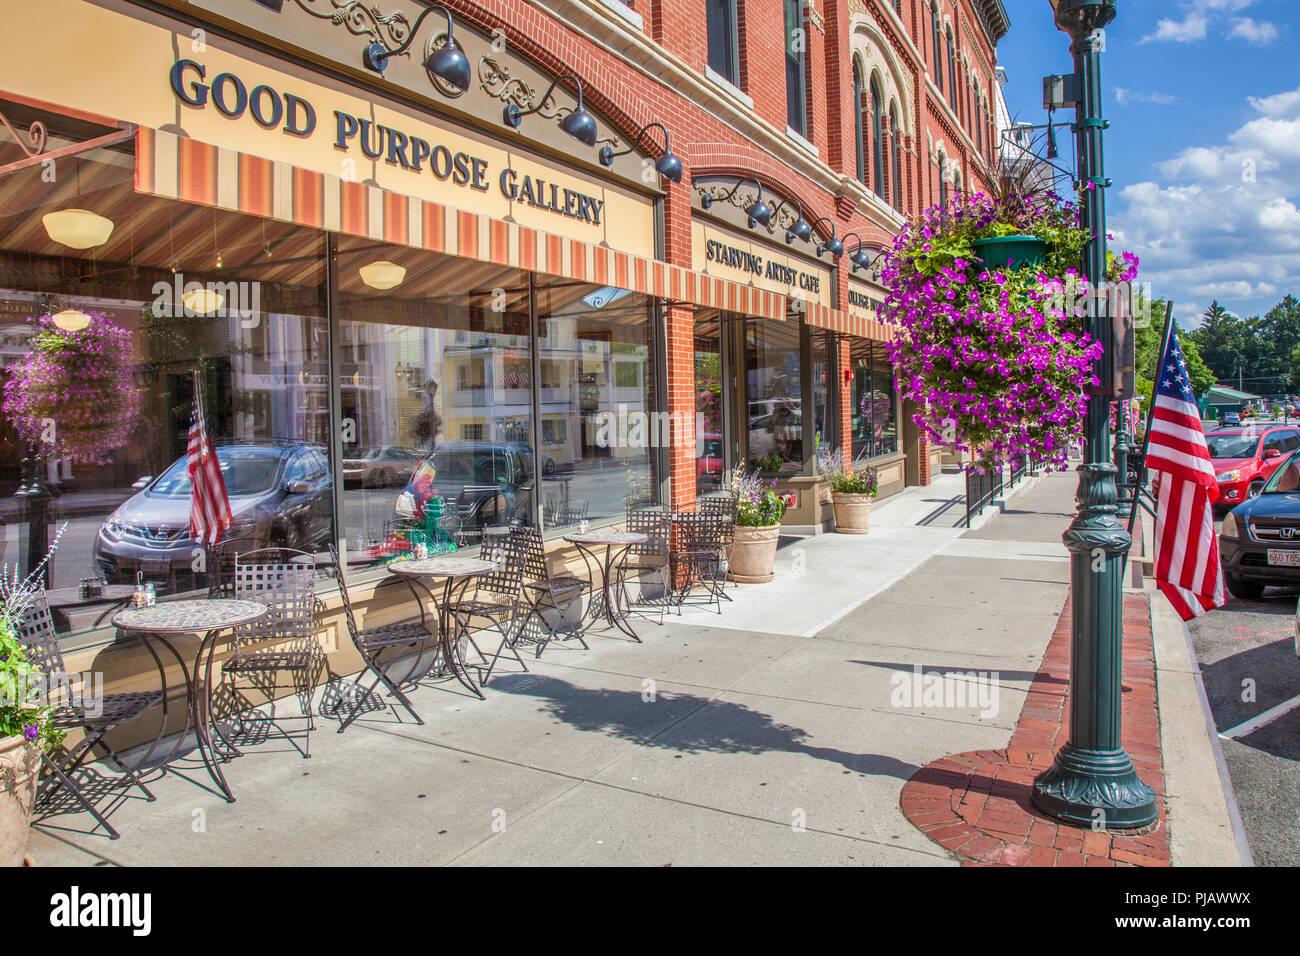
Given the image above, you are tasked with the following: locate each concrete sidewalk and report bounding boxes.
[23,470,1232,866]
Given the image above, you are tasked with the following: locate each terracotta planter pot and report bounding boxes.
[729,524,781,583]
[831,492,874,534]
[0,734,40,867]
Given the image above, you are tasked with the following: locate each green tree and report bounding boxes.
[1134,299,1216,410]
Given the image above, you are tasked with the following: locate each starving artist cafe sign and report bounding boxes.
[694,222,832,307]
[168,59,608,226]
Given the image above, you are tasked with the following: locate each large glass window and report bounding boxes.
[853,64,866,185]
[890,104,904,212]
[694,313,725,495]
[870,76,887,201]
[811,331,836,457]
[707,0,740,86]
[0,104,332,631]
[535,277,659,524]
[745,318,803,474]
[931,3,943,88]
[785,0,807,137]
[849,339,899,461]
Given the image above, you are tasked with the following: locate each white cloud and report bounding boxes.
[1140,14,1208,44]
[1228,17,1279,44]
[1116,88,1179,106]
[1111,86,1300,319]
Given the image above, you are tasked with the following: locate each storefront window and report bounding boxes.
[0,120,332,630]
[535,276,659,525]
[849,339,899,461]
[334,236,534,565]
[745,318,803,473]
[811,331,835,457]
[694,313,724,495]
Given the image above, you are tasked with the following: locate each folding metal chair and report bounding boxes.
[215,549,319,758]
[327,547,442,732]
[670,512,727,614]
[618,509,674,624]
[510,526,591,659]
[17,591,163,840]
[444,535,527,685]
[697,493,738,601]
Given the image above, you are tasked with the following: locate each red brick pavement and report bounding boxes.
[899,593,1171,867]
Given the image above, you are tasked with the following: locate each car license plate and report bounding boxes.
[1267,550,1300,567]
[140,558,171,576]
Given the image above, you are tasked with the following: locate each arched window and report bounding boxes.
[870,75,886,200]
[931,3,942,89]
[946,28,957,113]
[974,84,982,153]
[853,63,866,184]
[890,103,903,212]
[938,152,948,210]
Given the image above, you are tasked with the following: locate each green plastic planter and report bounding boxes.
[970,235,1048,271]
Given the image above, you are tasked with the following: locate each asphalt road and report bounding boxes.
[1187,569,1300,867]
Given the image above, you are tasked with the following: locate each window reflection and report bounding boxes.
[745,318,803,473]
[694,312,724,495]
[850,339,899,460]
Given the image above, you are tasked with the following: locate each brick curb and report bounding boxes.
[899,593,1171,866]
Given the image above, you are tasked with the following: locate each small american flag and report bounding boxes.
[1145,319,1225,621]
[187,374,232,547]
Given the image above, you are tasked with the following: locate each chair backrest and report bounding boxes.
[697,494,737,543]
[673,511,725,552]
[509,525,556,586]
[13,589,67,681]
[230,549,316,653]
[326,546,362,645]
[624,508,671,557]
[472,529,525,597]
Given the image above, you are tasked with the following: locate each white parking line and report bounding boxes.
[1218,692,1300,740]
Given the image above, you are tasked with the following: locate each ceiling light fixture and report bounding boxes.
[360,260,407,290]
[51,309,92,332]
[42,208,114,249]
[182,288,224,315]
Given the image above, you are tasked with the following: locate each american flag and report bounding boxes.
[1145,319,1225,621]
[187,375,232,547]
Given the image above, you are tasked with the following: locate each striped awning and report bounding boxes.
[804,302,895,342]
[133,127,790,322]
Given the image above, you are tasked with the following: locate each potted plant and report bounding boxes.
[882,189,1105,472]
[819,450,878,534]
[725,467,787,584]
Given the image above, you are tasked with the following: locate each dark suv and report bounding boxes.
[1218,449,1300,599]
[394,440,535,537]
[93,442,333,592]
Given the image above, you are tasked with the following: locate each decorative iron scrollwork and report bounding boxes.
[694,181,801,239]
[480,57,620,150]
[294,0,413,50]
[0,107,48,160]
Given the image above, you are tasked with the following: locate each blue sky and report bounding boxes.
[997,0,1296,327]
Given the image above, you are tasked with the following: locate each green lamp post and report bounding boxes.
[1030,0,1159,829]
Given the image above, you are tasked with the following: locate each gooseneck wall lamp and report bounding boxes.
[598,122,683,185]
[842,234,873,273]
[361,3,471,93]
[812,217,844,258]
[769,198,812,245]
[504,75,599,147]
[701,177,772,229]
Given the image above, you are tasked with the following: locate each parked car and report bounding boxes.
[342,445,423,488]
[1219,449,1300,600]
[1207,425,1300,509]
[1219,413,1241,428]
[93,442,334,592]
[696,433,724,489]
[395,440,534,536]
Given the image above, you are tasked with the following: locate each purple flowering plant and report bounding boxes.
[0,616,57,749]
[725,465,787,527]
[2,310,139,465]
[880,191,1110,471]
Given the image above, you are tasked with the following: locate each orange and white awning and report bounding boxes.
[134,127,795,323]
[804,302,895,342]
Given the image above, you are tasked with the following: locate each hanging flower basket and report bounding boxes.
[1,311,139,465]
[881,193,1109,472]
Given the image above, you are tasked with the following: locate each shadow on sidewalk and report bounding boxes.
[492,674,919,779]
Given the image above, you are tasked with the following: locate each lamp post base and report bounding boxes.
[1032,743,1158,829]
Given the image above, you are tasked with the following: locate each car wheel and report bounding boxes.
[1224,573,1266,601]
[1248,480,1265,498]
[544,459,555,476]
[377,468,393,488]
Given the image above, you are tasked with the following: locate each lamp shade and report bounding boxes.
[655,151,684,185]
[822,236,845,258]
[51,309,92,332]
[560,108,599,147]
[360,260,407,290]
[745,199,772,229]
[788,218,813,244]
[42,208,114,249]
[182,287,224,315]
[424,44,471,92]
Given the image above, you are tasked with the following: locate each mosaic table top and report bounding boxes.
[563,531,648,546]
[388,556,498,578]
[113,599,269,634]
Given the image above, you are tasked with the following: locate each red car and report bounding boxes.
[1207,425,1300,508]
[696,434,724,490]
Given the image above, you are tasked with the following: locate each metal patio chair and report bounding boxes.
[670,511,727,614]
[17,590,164,840]
[444,533,527,686]
[697,492,738,601]
[327,547,441,732]
[510,526,591,660]
[544,497,589,529]
[214,548,319,758]
[617,508,674,624]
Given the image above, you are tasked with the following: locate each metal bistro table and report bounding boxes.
[112,599,269,804]
[563,530,647,642]
[387,555,499,701]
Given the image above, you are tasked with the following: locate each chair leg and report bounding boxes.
[103,745,155,802]
[37,753,120,840]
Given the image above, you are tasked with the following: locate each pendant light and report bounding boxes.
[360,260,407,290]
[51,309,92,332]
[43,209,114,249]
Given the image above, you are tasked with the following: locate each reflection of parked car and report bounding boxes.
[93,442,333,592]
[395,440,534,536]
[697,434,724,488]
[1207,426,1300,509]
[342,445,423,487]
[1220,450,1300,599]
